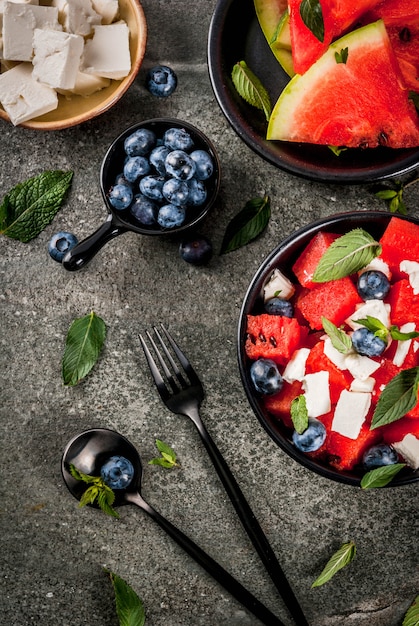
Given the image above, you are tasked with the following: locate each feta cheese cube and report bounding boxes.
[282,347,310,383]
[322,336,348,370]
[332,390,371,439]
[399,260,419,295]
[32,29,84,90]
[263,268,295,302]
[2,1,61,61]
[392,434,419,470]
[392,322,416,367]
[58,0,101,37]
[82,21,131,79]
[359,257,391,279]
[344,352,381,380]
[346,299,391,331]
[92,0,118,24]
[0,62,58,124]
[350,377,376,392]
[302,371,331,418]
[56,70,110,97]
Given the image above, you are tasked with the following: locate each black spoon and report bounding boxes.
[61,428,286,626]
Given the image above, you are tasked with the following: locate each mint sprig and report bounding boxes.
[231,61,271,121]
[322,317,352,354]
[290,395,308,434]
[62,311,107,386]
[371,366,419,429]
[106,570,146,626]
[148,439,179,468]
[220,195,271,254]
[356,315,419,344]
[360,463,406,489]
[335,47,348,64]
[311,541,356,588]
[299,0,324,42]
[69,464,119,518]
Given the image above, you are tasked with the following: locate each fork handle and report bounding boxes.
[192,416,309,626]
[125,491,285,626]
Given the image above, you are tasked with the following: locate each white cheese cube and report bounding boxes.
[57,70,110,97]
[359,257,391,279]
[59,0,101,36]
[350,377,376,392]
[344,352,381,380]
[399,260,419,295]
[332,390,371,440]
[263,268,295,302]
[302,371,331,418]
[393,434,419,470]
[82,21,131,79]
[0,62,58,124]
[2,2,61,61]
[392,322,416,367]
[32,29,84,90]
[346,299,391,331]
[92,0,118,24]
[282,347,310,383]
[322,336,349,370]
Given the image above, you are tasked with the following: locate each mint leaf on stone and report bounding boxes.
[62,311,107,386]
[231,61,272,121]
[402,594,419,626]
[311,541,356,588]
[149,439,179,468]
[106,570,146,626]
[220,195,270,254]
[0,170,73,242]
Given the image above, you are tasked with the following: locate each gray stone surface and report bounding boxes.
[1,1,419,625]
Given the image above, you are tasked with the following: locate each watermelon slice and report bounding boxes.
[254,0,295,75]
[267,20,419,148]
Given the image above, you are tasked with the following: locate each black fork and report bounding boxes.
[139,324,309,626]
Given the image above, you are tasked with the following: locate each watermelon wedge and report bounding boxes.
[267,20,419,148]
[254,0,295,75]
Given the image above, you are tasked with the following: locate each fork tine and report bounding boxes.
[153,326,189,389]
[138,332,173,401]
[159,324,201,387]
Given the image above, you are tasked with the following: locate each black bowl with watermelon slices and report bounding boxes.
[237,211,419,486]
[208,0,419,184]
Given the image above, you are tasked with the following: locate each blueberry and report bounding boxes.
[190,149,214,180]
[114,172,131,186]
[100,455,134,490]
[264,297,294,317]
[108,183,133,210]
[179,235,213,265]
[48,231,78,263]
[130,194,158,225]
[363,444,399,469]
[157,204,186,229]
[187,178,207,206]
[124,128,156,157]
[165,150,196,181]
[351,327,386,357]
[163,128,194,151]
[357,270,390,301]
[139,175,165,202]
[149,145,170,175]
[123,156,151,183]
[162,178,189,206]
[146,65,177,97]
[292,418,326,453]
[250,358,283,395]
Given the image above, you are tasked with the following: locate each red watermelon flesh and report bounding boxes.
[327,419,381,470]
[379,216,419,280]
[387,279,419,327]
[382,415,419,444]
[368,0,419,26]
[245,314,308,365]
[292,231,339,289]
[263,379,303,428]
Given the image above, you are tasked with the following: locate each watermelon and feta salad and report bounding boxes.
[253,0,419,149]
[244,216,419,478]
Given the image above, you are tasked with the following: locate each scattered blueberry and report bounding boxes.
[108,183,133,210]
[130,194,158,225]
[114,173,131,186]
[100,455,135,490]
[250,358,283,395]
[264,297,294,317]
[124,128,156,157]
[139,175,165,202]
[292,418,326,453]
[157,204,186,229]
[357,270,390,301]
[187,178,207,206]
[162,178,189,206]
[363,444,399,469]
[179,235,213,265]
[123,156,151,182]
[163,127,194,151]
[149,145,170,175]
[48,231,78,263]
[165,150,196,181]
[351,327,386,357]
[146,65,177,98]
[190,150,214,180]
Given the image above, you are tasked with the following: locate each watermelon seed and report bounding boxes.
[269,336,277,347]
[259,333,266,343]
[399,27,411,43]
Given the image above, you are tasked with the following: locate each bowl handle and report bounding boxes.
[62,213,127,271]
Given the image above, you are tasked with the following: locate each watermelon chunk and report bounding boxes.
[379,216,419,280]
[381,415,419,444]
[245,314,308,365]
[387,279,419,326]
[327,421,381,470]
[295,276,362,330]
[292,231,339,289]
[263,379,303,428]
[267,20,419,149]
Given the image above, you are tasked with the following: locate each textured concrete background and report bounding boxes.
[1,1,419,625]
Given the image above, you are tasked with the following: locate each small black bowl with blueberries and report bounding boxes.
[62,118,220,271]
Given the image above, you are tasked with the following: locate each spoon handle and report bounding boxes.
[125,491,285,626]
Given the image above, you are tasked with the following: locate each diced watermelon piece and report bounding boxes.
[305,340,352,404]
[381,415,419,444]
[295,276,362,330]
[327,420,381,470]
[379,216,419,280]
[387,279,419,326]
[245,314,308,365]
[371,357,403,405]
[263,380,303,428]
[292,231,339,289]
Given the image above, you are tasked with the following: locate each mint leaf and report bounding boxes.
[220,195,270,254]
[149,439,179,468]
[69,464,119,518]
[299,0,324,42]
[328,146,347,156]
[231,61,271,121]
[0,170,73,242]
[312,541,356,588]
[335,47,348,64]
[62,311,106,386]
[361,463,406,489]
[390,325,419,341]
[312,229,381,282]
[107,570,146,626]
[371,367,419,429]
[322,317,352,354]
[291,395,308,434]
[403,594,419,626]
[355,316,389,343]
